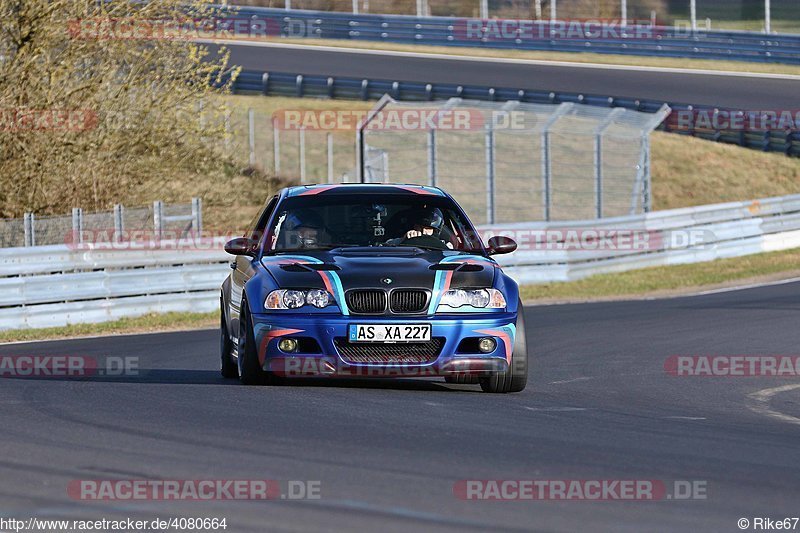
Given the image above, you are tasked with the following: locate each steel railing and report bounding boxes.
[217,6,800,65]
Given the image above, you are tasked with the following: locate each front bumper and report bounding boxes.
[250,312,517,378]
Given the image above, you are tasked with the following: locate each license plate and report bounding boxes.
[349,324,431,343]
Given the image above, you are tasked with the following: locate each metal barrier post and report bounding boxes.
[539,102,573,222]
[191,198,203,235]
[224,109,231,153]
[485,123,496,224]
[765,0,771,33]
[594,108,625,219]
[480,0,488,19]
[113,204,124,243]
[621,0,627,27]
[352,0,358,14]
[690,0,697,31]
[153,201,163,242]
[427,129,437,187]
[248,108,256,167]
[327,133,334,183]
[24,213,34,247]
[72,207,84,245]
[273,116,281,174]
[299,128,306,183]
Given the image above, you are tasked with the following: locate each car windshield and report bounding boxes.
[267,193,484,252]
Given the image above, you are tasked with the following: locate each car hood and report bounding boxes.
[260,248,496,292]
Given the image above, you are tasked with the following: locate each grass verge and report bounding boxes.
[252,37,800,77]
[0,312,216,344]
[520,247,800,303]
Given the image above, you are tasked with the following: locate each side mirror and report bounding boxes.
[487,236,517,255]
[224,237,255,256]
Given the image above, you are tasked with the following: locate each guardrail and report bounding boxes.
[221,6,800,65]
[3,193,800,329]
[232,70,800,156]
[486,193,800,284]
[0,243,230,330]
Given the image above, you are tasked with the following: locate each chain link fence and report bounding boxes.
[0,200,202,249]
[225,106,360,182]
[359,97,668,224]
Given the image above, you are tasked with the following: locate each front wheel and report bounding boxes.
[237,299,283,386]
[480,302,528,393]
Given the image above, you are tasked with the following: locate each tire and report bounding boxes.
[220,297,238,379]
[444,374,480,385]
[237,299,283,386]
[480,302,528,393]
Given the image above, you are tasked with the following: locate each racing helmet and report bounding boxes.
[415,207,444,235]
[283,209,325,247]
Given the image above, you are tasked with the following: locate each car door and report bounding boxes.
[229,196,278,337]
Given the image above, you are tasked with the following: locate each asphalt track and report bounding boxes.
[2,281,800,531]
[219,42,800,109]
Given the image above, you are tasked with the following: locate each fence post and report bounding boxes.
[285,0,291,10]
[248,108,256,168]
[551,0,557,21]
[765,0,771,33]
[480,0,488,19]
[113,204,124,243]
[484,123,495,225]
[23,212,35,247]
[593,108,624,219]
[540,102,573,222]
[153,200,163,242]
[690,0,696,31]
[299,128,307,184]
[273,116,281,175]
[224,108,231,154]
[352,0,358,14]
[643,135,652,212]
[327,133,334,183]
[191,198,203,235]
[427,129,437,187]
[621,0,627,27]
[72,207,84,245]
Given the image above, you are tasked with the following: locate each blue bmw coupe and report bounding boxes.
[220,183,527,393]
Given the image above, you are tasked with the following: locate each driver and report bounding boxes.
[282,210,327,249]
[386,207,453,249]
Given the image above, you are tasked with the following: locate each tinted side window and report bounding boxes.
[246,196,278,243]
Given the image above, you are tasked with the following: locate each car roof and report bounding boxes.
[284,183,447,198]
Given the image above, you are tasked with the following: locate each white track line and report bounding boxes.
[747,384,800,426]
[204,39,800,81]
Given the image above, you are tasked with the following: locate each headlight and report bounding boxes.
[306,289,330,308]
[265,289,333,310]
[437,288,506,310]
